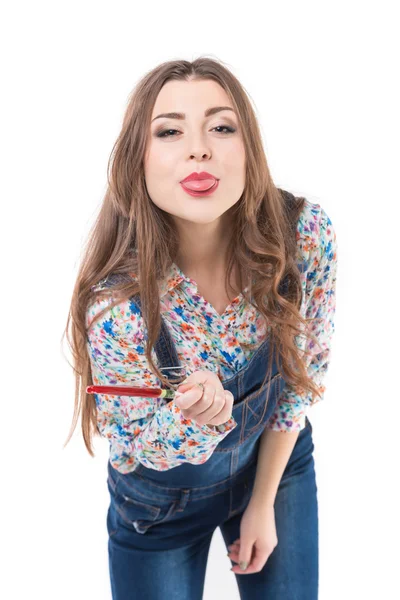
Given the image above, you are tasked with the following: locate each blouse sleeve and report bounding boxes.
[266,203,338,432]
[86,289,237,474]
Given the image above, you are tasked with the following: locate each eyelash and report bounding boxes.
[156,125,236,138]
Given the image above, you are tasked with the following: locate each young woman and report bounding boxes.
[64,57,338,599]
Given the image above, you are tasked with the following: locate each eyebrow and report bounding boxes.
[151,106,236,123]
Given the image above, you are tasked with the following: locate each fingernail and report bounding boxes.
[239,561,248,570]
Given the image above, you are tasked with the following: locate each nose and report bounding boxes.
[190,151,210,160]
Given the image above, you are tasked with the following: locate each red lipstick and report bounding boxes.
[180,171,219,196]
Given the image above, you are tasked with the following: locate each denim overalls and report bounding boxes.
[104,280,318,600]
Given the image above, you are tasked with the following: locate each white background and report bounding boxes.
[1,1,399,599]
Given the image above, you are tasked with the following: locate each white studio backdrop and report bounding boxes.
[1,1,399,599]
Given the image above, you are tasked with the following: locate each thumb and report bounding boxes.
[176,382,194,392]
[177,381,203,393]
[238,540,253,571]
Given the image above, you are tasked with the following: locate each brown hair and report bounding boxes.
[62,56,324,457]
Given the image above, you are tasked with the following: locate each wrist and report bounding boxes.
[249,493,275,510]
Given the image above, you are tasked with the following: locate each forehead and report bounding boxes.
[151,79,235,120]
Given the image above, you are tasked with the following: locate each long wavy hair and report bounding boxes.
[62,56,324,457]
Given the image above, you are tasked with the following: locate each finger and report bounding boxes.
[174,383,204,409]
[227,540,240,552]
[176,377,205,393]
[204,390,233,425]
[175,382,194,393]
[179,379,217,420]
[176,371,209,391]
[227,539,240,560]
[194,385,225,424]
[231,548,270,575]
[227,547,240,563]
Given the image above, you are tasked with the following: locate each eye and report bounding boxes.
[155,125,236,138]
[214,125,236,135]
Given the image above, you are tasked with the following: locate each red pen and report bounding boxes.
[86,385,178,399]
[86,383,203,399]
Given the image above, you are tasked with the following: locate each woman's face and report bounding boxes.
[144,79,246,226]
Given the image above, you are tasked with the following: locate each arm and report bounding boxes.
[251,428,300,506]
[86,289,237,474]
[251,203,338,505]
[265,203,338,433]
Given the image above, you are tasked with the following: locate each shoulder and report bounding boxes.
[86,275,143,339]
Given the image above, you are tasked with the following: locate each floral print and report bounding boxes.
[86,199,337,473]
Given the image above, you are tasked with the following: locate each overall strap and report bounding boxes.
[132,292,186,385]
[100,273,186,385]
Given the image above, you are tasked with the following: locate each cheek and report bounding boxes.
[146,142,179,171]
[144,149,177,194]
[224,148,246,185]
[224,140,245,166]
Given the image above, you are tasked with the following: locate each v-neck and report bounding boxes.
[198,289,245,319]
[171,261,249,319]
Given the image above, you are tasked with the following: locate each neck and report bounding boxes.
[173,212,234,275]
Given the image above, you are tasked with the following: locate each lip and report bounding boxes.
[180,178,219,197]
[180,171,218,183]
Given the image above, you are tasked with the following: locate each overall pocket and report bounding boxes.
[242,371,282,432]
[107,471,179,535]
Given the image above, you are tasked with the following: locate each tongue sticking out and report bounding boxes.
[181,178,216,191]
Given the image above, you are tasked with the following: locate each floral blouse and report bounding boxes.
[86,198,337,473]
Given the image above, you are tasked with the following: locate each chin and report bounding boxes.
[177,210,226,225]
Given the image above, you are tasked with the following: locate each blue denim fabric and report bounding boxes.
[105,286,318,599]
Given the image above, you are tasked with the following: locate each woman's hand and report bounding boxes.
[174,369,234,427]
[227,499,278,574]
